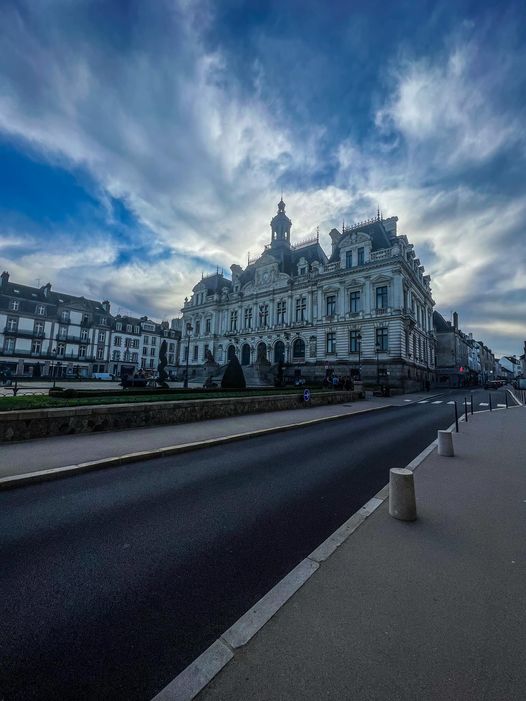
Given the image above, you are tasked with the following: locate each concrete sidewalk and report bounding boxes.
[0,391,442,480]
[187,406,526,701]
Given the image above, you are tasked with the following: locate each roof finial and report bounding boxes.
[377,204,381,220]
[316,225,319,242]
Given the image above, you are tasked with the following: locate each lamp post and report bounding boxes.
[50,348,57,389]
[375,342,380,387]
[183,322,193,389]
[357,333,362,379]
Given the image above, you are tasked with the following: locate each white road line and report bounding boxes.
[403,399,413,402]
[418,400,429,404]
[431,401,443,404]
[479,402,489,406]
[497,403,506,407]
[447,401,455,405]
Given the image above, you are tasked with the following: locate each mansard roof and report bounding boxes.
[328,217,394,263]
[0,278,107,315]
[192,272,232,294]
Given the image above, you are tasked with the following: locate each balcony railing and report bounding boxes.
[370,249,392,261]
[3,327,46,338]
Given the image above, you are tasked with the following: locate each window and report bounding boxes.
[79,346,87,358]
[34,321,44,336]
[326,295,336,316]
[244,308,252,329]
[357,247,364,265]
[6,318,18,332]
[142,346,147,356]
[61,311,70,323]
[31,340,42,354]
[259,304,269,328]
[134,326,140,334]
[276,300,286,325]
[58,325,67,339]
[376,286,388,309]
[151,337,157,347]
[295,296,306,322]
[376,327,388,351]
[100,317,107,326]
[125,338,132,348]
[346,251,353,268]
[36,305,46,315]
[205,318,211,334]
[9,300,19,311]
[115,322,122,331]
[114,336,122,347]
[126,324,132,332]
[230,310,238,331]
[143,335,149,345]
[98,331,106,343]
[57,343,65,357]
[150,347,156,357]
[299,266,307,275]
[112,350,121,361]
[96,347,104,360]
[292,338,305,359]
[4,338,15,353]
[149,359,155,369]
[141,358,146,369]
[169,343,175,352]
[326,332,336,354]
[143,323,155,331]
[131,352,138,363]
[133,338,140,349]
[80,328,89,342]
[349,330,361,353]
[350,291,360,313]
[193,345,198,361]
[183,347,188,361]
[123,350,131,362]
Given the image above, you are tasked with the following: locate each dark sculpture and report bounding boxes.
[221,354,246,389]
[157,339,169,388]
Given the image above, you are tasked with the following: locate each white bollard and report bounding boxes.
[389,468,417,521]
[437,430,454,457]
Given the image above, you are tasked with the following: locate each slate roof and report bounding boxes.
[328,219,393,263]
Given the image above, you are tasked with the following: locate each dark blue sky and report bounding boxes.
[0,0,524,354]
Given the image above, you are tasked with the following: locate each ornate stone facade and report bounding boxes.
[182,200,436,391]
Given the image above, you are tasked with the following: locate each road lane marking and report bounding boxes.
[479,402,489,406]
[447,401,455,405]
[432,401,443,404]
[403,399,412,402]
[418,400,429,404]
[497,403,506,407]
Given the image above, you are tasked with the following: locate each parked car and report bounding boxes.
[483,380,501,389]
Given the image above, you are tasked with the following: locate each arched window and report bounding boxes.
[292,338,305,360]
[227,344,236,361]
[241,343,251,366]
[274,341,285,364]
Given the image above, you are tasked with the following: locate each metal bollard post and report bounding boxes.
[464,397,468,422]
[505,392,508,408]
[438,430,454,456]
[470,393,474,415]
[454,401,459,432]
[489,393,492,411]
[389,468,417,521]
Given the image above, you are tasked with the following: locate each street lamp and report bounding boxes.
[183,322,193,389]
[375,342,381,387]
[50,348,57,389]
[357,333,362,379]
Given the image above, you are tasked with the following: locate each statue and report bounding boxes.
[204,349,216,365]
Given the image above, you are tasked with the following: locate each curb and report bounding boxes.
[0,404,391,491]
[150,419,458,701]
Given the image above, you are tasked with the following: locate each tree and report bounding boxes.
[221,354,246,389]
[157,339,169,388]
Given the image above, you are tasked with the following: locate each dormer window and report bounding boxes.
[115,322,122,331]
[9,300,19,311]
[36,305,46,316]
[345,251,353,268]
[357,247,365,265]
[299,267,307,276]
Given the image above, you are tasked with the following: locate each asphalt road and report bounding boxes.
[0,388,516,701]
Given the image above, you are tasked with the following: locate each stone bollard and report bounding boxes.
[389,468,417,521]
[437,430,454,457]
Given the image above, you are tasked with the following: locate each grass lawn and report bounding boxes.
[0,388,323,412]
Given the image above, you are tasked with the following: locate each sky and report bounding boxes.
[0,0,524,357]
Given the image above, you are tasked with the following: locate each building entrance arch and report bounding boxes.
[274,340,285,364]
[256,342,267,363]
[227,344,236,361]
[241,343,251,366]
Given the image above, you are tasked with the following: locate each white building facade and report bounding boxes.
[182,200,436,391]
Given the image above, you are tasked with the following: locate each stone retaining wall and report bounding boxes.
[0,391,359,442]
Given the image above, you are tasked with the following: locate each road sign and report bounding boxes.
[303,388,311,402]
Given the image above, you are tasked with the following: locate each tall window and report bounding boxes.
[357,247,365,265]
[350,291,360,313]
[112,350,121,361]
[115,322,122,331]
[346,251,353,268]
[6,318,17,332]
[326,295,336,316]
[376,327,388,351]
[295,296,306,322]
[292,337,305,359]
[276,300,286,324]
[376,286,388,309]
[31,340,42,354]
[114,336,122,347]
[244,307,252,329]
[80,329,89,342]
[132,352,138,363]
[259,304,269,327]
[34,321,44,336]
[151,337,157,346]
[193,345,198,360]
[98,331,106,343]
[61,311,70,323]
[79,346,87,358]
[57,343,65,357]
[9,300,19,311]
[205,318,211,333]
[4,338,15,353]
[326,332,336,354]
[58,325,67,339]
[150,347,156,356]
[36,305,46,315]
[349,330,361,353]
[195,321,200,335]
[230,310,238,331]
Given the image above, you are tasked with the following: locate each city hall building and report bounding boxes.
[182,200,436,391]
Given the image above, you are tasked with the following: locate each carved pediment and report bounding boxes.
[340,231,372,247]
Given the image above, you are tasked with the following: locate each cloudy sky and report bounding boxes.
[0,0,524,356]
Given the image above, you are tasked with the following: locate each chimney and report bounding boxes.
[453,311,458,332]
[101,300,110,313]
[1,271,9,288]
